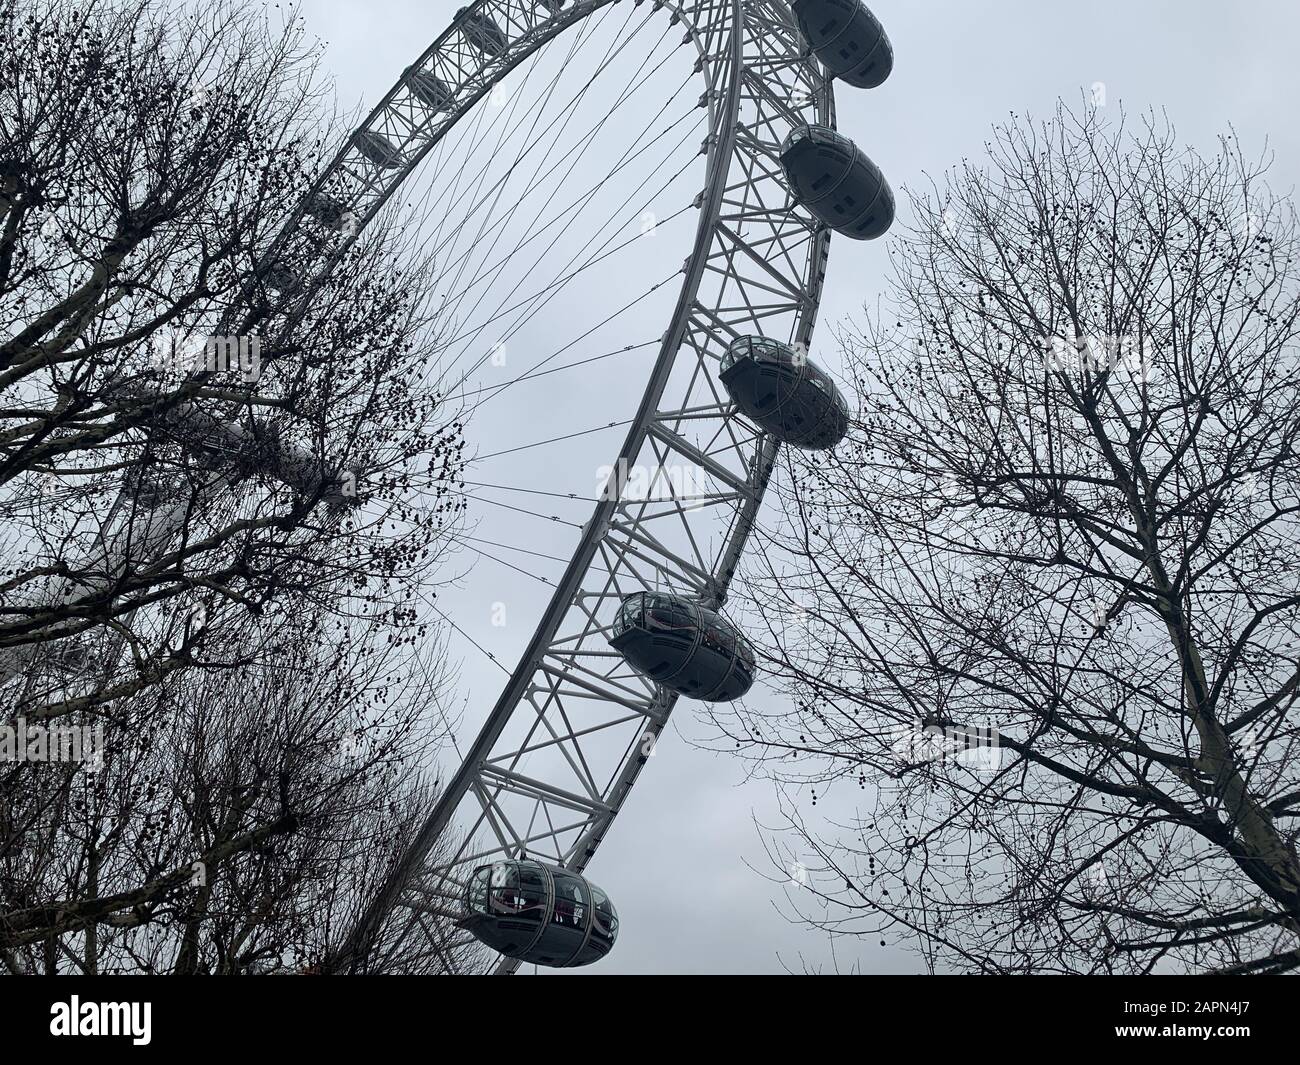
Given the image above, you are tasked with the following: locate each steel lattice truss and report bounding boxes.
[286,0,840,974]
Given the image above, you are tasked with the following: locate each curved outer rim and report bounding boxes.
[307,0,837,974]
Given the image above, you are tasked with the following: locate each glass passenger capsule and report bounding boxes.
[257,257,300,294]
[305,192,349,230]
[608,591,756,702]
[779,123,893,240]
[720,336,849,450]
[406,69,454,112]
[791,0,893,89]
[353,129,404,170]
[456,7,508,57]
[460,860,617,967]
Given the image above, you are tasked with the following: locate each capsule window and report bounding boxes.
[701,623,733,657]
[506,863,548,924]
[590,886,617,945]
[468,866,492,914]
[723,336,799,371]
[614,596,644,634]
[643,595,694,631]
[736,634,756,669]
[647,604,692,631]
[551,872,588,930]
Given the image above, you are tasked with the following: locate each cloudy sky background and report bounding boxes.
[293,0,1300,973]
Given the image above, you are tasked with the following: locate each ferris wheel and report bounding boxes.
[250,0,899,973]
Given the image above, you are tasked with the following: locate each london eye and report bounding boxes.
[272,0,900,973]
[70,0,897,973]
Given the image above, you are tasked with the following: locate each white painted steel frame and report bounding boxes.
[299,0,839,973]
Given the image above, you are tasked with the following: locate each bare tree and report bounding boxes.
[0,0,465,720]
[0,600,479,974]
[720,103,1300,974]
[0,0,470,972]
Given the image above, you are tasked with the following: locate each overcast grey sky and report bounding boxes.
[296,0,1300,973]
